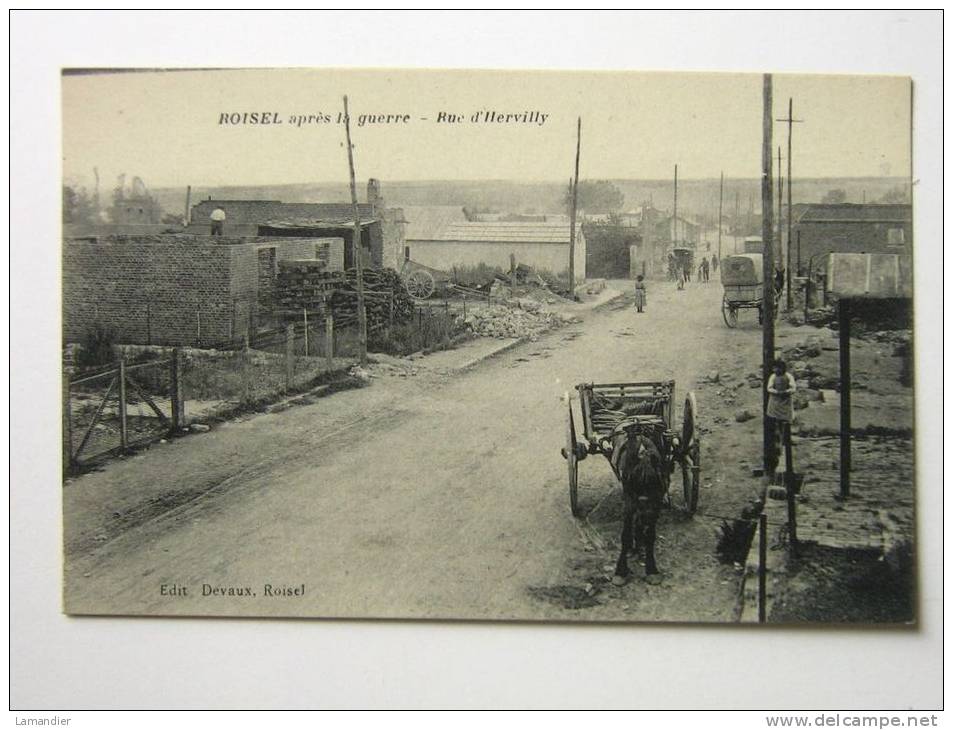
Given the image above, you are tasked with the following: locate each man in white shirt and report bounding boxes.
[210,207,226,236]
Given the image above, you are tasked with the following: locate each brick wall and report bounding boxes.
[792,220,913,270]
[63,235,326,347]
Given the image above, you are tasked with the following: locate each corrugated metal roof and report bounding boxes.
[796,203,911,223]
[421,221,582,244]
[402,205,468,240]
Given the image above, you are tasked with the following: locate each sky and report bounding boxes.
[61,68,912,191]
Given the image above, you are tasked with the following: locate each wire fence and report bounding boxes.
[63,303,466,473]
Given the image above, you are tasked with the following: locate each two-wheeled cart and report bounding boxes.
[561,380,700,517]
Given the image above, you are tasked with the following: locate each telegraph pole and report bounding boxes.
[673,164,678,246]
[777,98,803,310]
[343,95,368,365]
[568,117,581,295]
[717,171,724,261]
[778,145,784,279]
[762,74,776,474]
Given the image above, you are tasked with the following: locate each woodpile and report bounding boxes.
[276,263,416,329]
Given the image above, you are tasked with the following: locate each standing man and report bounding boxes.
[702,256,711,282]
[210,206,226,236]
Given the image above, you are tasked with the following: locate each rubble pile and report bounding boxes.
[464,303,577,340]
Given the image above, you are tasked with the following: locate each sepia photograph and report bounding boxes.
[59,66,917,625]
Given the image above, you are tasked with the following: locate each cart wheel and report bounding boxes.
[404,269,436,300]
[682,391,697,449]
[564,404,581,516]
[681,392,699,514]
[722,295,738,328]
[681,441,700,515]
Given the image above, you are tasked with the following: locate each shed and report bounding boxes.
[406,221,586,281]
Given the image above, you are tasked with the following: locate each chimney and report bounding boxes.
[367,178,383,211]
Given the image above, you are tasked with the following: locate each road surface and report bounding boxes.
[65,281,765,622]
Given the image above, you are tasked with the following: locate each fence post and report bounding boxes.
[63,377,73,475]
[510,252,517,289]
[118,358,128,454]
[463,293,467,320]
[303,310,309,356]
[325,315,334,370]
[784,423,798,555]
[285,324,295,390]
[146,302,152,346]
[170,348,184,430]
[758,512,768,623]
[196,311,202,347]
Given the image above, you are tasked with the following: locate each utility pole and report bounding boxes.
[778,145,784,280]
[776,98,803,311]
[568,117,581,295]
[762,73,776,475]
[343,95,368,365]
[673,164,678,246]
[717,171,724,261]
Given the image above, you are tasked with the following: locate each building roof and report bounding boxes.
[419,221,582,244]
[794,203,912,224]
[191,199,377,225]
[401,205,468,240]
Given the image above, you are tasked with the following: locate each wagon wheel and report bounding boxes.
[722,295,738,328]
[681,392,700,514]
[404,269,436,300]
[564,403,582,516]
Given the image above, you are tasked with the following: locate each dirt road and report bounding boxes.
[65,281,765,621]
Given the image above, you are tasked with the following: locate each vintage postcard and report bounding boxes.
[61,67,915,624]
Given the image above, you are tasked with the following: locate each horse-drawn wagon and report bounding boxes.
[720,253,780,327]
[560,379,700,583]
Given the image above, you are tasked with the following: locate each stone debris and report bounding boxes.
[735,409,755,423]
[465,304,576,340]
[189,423,211,433]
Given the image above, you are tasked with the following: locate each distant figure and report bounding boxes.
[667,253,677,281]
[774,267,785,297]
[711,254,719,273]
[701,256,710,282]
[682,260,692,283]
[634,275,647,313]
[210,206,226,236]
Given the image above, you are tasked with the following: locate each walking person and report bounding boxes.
[702,256,710,283]
[634,275,647,313]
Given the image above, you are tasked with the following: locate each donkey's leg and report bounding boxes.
[643,517,663,584]
[613,496,635,585]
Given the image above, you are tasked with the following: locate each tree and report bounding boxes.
[62,185,96,225]
[821,188,847,204]
[876,185,909,204]
[564,180,625,214]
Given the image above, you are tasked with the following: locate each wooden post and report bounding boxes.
[325,315,334,370]
[462,293,467,320]
[388,291,394,328]
[303,309,309,356]
[63,377,73,474]
[343,95,368,365]
[118,358,128,453]
[184,184,192,225]
[784,423,798,553]
[778,145,784,308]
[285,324,295,390]
[762,73,776,475]
[758,512,768,623]
[839,299,851,498]
[717,171,724,262]
[146,302,152,346]
[673,164,678,247]
[196,311,202,347]
[786,98,794,311]
[568,117,581,294]
[170,348,183,430]
[510,252,516,290]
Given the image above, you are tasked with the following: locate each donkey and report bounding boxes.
[610,428,667,586]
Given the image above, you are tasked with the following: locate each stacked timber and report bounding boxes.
[276,264,415,329]
[330,268,415,327]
